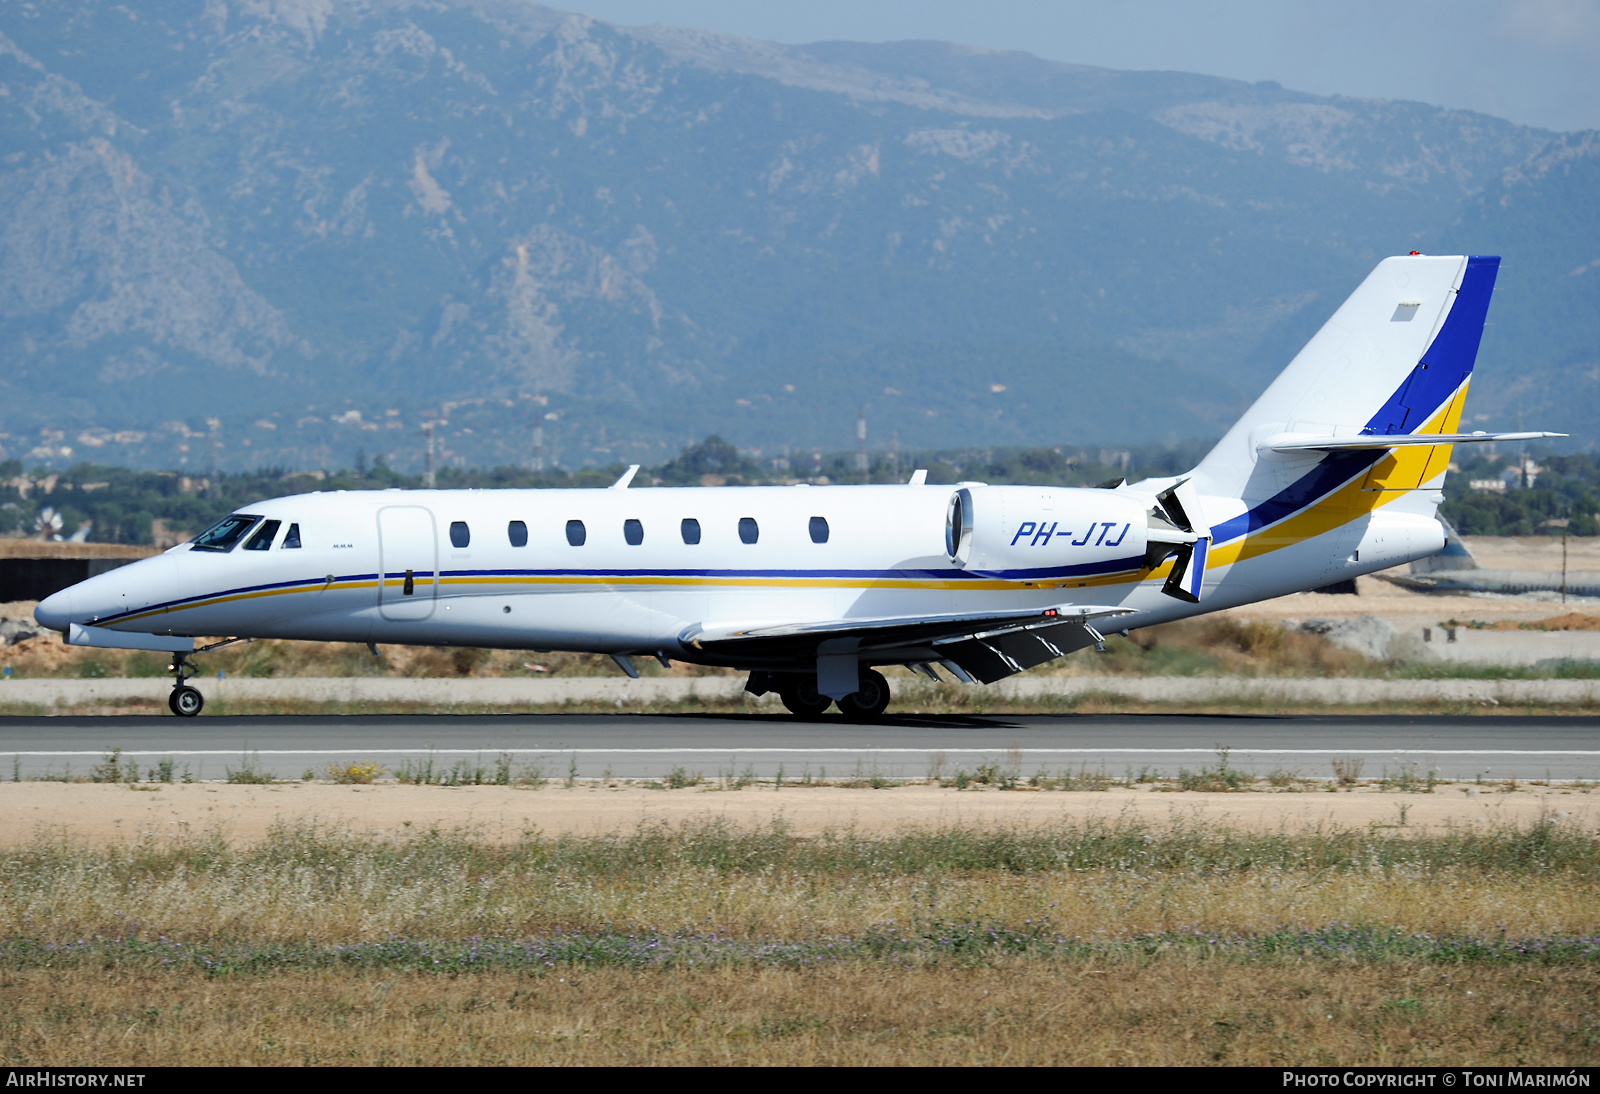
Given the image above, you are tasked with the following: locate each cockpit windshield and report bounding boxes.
[189,514,262,553]
[242,520,281,551]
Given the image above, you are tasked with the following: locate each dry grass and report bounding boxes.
[2,618,1363,682]
[3,820,1598,1065]
[5,963,1595,1066]
[8,693,1600,719]
[7,858,1596,944]
[1454,613,1600,632]
[1071,617,1378,678]
[0,632,737,681]
[3,819,1598,944]
[0,614,1377,681]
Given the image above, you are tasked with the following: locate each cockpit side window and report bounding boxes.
[242,520,282,551]
[281,523,302,549]
[190,514,261,553]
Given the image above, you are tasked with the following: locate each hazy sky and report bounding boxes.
[556,0,1600,133]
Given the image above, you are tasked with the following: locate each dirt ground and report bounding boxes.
[1221,575,1597,634]
[3,780,1590,845]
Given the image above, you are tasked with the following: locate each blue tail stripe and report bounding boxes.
[1362,255,1499,437]
[1210,255,1500,547]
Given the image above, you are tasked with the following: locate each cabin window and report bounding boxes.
[190,514,261,553]
[624,519,644,546]
[449,521,470,549]
[281,523,302,549]
[242,519,281,551]
[508,520,528,548]
[738,517,759,544]
[809,516,829,544]
[566,520,586,546]
[680,518,701,545]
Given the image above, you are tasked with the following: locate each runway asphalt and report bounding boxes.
[1,713,1597,782]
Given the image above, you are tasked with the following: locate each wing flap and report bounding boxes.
[682,604,1131,670]
[933,618,1105,683]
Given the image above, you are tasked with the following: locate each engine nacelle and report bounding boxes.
[945,485,1151,583]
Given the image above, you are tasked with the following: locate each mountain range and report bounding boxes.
[0,0,1594,472]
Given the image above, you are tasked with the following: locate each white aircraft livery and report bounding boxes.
[36,254,1561,718]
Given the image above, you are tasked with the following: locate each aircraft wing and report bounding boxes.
[681,603,1134,684]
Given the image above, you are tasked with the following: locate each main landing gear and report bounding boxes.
[167,652,204,718]
[778,677,832,718]
[749,668,893,721]
[835,669,891,721]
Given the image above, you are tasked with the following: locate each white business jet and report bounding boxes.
[36,254,1560,717]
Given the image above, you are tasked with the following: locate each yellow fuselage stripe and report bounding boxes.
[115,391,1466,624]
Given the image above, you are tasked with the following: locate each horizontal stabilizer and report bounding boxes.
[68,623,194,653]
[1261,431,1564,454]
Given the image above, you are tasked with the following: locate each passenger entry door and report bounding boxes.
[377,506,438,621]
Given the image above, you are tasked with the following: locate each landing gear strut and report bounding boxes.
[167,652,204,718]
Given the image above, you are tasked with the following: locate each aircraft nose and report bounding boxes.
[35,588,74,633]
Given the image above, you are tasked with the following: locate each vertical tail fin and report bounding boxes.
[1193,255,1499,503]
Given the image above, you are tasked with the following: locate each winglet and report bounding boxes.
[610,465,640,489]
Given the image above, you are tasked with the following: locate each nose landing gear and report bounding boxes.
[167,652,204,718]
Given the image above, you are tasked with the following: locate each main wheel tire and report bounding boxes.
[779,678,833,718]
[836,669,891,721]
[169,686,204,718]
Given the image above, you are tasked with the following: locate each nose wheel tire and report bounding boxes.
[779,679,833,718]
[836,669,891,721]
[169,686,204,718]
